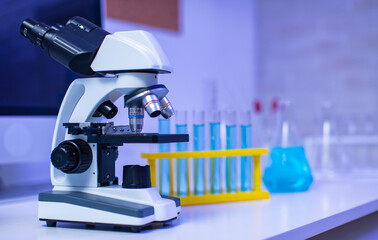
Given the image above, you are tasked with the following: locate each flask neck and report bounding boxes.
[271,102,302,147]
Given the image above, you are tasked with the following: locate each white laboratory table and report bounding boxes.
[1,178,377,240]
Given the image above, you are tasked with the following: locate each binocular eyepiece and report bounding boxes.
[20,18,52,49]
[20,16,109,75]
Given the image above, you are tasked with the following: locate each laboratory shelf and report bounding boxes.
[0,178,377,240]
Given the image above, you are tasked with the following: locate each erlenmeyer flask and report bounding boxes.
[263,101,313,192]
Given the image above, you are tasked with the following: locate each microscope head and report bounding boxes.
[20,16,172,75]
[21,16,175,133]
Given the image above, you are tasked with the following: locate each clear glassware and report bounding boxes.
[251,99,266,148]
[263,101,313,192]
[313,103,350,179]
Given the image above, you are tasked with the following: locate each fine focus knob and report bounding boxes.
[122,165,152,188]
[51,139,92,174]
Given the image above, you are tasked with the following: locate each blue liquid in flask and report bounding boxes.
[194,124,205,195]
[210,122,221,194]
[176,124,188,196]
[159,118,170,195]
[241,124,252,192]
[226,125,237,193]
[263,146,313,192]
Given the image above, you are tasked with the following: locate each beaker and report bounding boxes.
[263,101,313,192]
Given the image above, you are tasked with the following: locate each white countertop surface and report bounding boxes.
[1,178,377,240]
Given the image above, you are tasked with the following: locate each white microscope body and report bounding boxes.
[20,17,187,230]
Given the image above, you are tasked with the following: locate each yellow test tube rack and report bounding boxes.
[141,148,270,206]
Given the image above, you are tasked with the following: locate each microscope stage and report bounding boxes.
[87,133,189,145]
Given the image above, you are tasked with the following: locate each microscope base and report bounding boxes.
[38,186,180,230]
[39,218,176,232]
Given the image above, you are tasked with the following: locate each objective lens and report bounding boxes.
[129,107,144,133]
[160,97,174,119]
[142,94,161,118]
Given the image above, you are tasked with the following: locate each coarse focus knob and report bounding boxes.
[51,139,92,174]
[122,165,152,188]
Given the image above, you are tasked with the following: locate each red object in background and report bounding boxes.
[106,0,179,32]
[271,98,279,113]
[254,100,262,114]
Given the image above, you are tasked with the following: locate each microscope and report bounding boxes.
[20,16,188,231]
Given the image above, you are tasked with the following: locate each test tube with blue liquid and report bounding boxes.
[193,111,205,195]
[158,117,170,195]
[176,111,188,196]
[226,111,237,193]
[240,111,252,191]
[209,111,221,194]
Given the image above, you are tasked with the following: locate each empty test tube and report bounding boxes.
[176,111,188,196]
[226,111,237,193]
[240,111,252,191]
[158,117,170,195]
[193,111,205,196]
[209,111,221,194]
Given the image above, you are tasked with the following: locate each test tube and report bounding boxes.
[226,111,237,193]
[209,110,221,194]
[193,111,205,196]
[176,111,188,196]
[240,111,252,191]
[158,117,170,195]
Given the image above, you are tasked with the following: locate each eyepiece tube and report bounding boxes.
[160,97,174,119]
[52,24,64,31]
[20,16,109,75]
[20,18,53,48]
